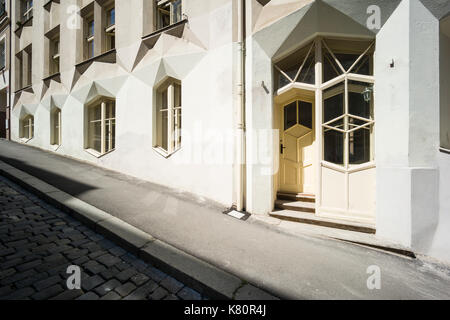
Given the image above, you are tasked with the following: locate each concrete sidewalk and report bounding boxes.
[1,140,450,299]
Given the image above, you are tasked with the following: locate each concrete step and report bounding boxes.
[275,199,316,213]
[269,210,376,234]
[277,192,316,203]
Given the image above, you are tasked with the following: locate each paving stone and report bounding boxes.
[96,253,121,267]
[33,275,62,291]
[81,275,104,291]
[164,294,180,300]
[99,267,120,280]
[116,268,138,282]
[31,284,64,300]
[83,261,107,275]
[0,268,16,280]
[109,246,126,257]
[160,276,184,294]
[100,291,121,300]
[143,266,168,283]
[16,259,42,272]
[177,287,202,300]
[115,282,136,297]
[130,273,150,286]
[149,287,169,300]
[51,289,83,300]
[15,272,49,289]
[123,281,159,300]
[94,279,121,296]
[77,292,100,300]
[0,285,13,297]
[3,287,35,300]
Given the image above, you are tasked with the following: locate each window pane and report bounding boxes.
[324,129,344,165]
[278,71,291,89]
[172,0,182,23]
[88,41,94,58]
[348,82,372,119]
[92,121,101,153]
[284,102,297,131]
[160,110,168,151]
[334,54,359,72]
[323,50,342,83]
[174,84,181,107]
[351,55,372,76]
[349,127,371,165]
[299,101,312,129]
[297,54,315,85]
[88,20,94,37]
[323,84,344,123]
[108,8,115,26]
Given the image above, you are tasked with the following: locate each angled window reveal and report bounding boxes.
[154,78,182,157]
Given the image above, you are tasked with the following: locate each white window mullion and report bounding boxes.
[58,110,62,145]
[167,84,174,154]
[101,101,106,154]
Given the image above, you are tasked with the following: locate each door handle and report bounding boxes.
[280,144,286,154]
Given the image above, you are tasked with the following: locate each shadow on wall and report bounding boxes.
[0,155,98,197]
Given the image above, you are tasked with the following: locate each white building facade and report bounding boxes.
[9,0,450,263]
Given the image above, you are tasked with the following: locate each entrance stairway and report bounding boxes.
[271,192,376,234]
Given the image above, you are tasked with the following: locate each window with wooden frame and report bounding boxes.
[105,5,115,50]
[85,16,95,59]
[22,0,33,21]
[320,39,375,167]
[156,0,182,30]
[20,115,34,141]
[154,79,182,156]
[51,108,61,146]
[0,38,5,70]
[86,99,116,156]
[50,36,60,75]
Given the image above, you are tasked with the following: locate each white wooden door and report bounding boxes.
[280,100,315,194]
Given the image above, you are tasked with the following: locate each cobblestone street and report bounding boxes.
[0,175,206,300]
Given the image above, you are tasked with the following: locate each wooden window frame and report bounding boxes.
[20,115,34,142]
[22,0,33,21]
[156,0,182,30]
[51,108,61,146]
[86,98,116,157]
[105,5,115,51]
[154,79,182,157]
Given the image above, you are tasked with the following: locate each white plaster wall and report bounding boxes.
[376,0,441,253]
[10,0,236,207]
[427,29,450,263]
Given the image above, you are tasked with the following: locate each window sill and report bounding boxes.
[15,16,33,33]
[43,72,61,82]
[14,85,33,95]
[84,148,115,159]
[76,49,117,68]
[142,19,188,40]
[20,137,33,144]
[321,161,376,173]
[439,147,450,155]
[152,146,181,159]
